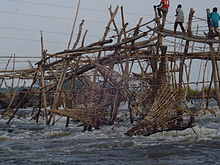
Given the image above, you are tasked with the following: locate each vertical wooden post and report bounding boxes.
[179,8,195,87]
[72,20,85,49]
[12,54,15,88]
[0,55,12,87]
[47,60,69,125]
[209,44,220,108]
[67,0,81,49]
[40,30,48,122]
[81,30,88,47]
[206,8,211,33]
[151,14,163,95]
[156,46,168,87]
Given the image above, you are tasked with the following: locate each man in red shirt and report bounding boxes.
[154,0,170,27]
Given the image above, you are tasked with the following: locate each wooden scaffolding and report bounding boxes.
[0,6,219,136]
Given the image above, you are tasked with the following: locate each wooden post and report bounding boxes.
[47,60,69,125]
[12,54,15,88]
[0,55,12,87]
[67,0,81,49]
[81,30,88,47]
[40,30,48,122]
[72,20,85,49]
[3,79,21,117]
[209,44,220,108]
[7,71,38,125]
[156,46,168,87]
[206,8,211,33]
[179,8,195,86]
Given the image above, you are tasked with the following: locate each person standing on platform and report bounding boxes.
[154,0,170,27]
[174,4,185,33]
[208,7,220,34]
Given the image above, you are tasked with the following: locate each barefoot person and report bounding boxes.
[174,4,185,33]
[154,0,170,27]
[208,7,220,34]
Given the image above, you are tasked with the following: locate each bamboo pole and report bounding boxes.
[40,30,48,122]
[72,20,85,49]
[47,60,69,125]
[150,27,220,44]
[2,4,220,135]
[2,79,21,117]
[209,44,220,107]
[81,30,88,48]
[11,54,15,88]
[206,9,211,34]
[67,0,81,49]
[91,6,119,107]
[179,8,195,86]
[7,70,39,125]
[0,55,13,87]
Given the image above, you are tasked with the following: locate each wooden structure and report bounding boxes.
[0,6,219,136]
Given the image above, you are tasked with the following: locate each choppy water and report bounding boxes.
[0,108,220,165]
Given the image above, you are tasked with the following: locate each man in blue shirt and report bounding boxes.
[209,7,220,34]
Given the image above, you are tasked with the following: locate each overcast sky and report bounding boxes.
[0,0,218,61]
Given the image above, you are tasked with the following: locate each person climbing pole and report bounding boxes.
[174,4,185,33]
[208,7,220,35]
[154,0,170,27]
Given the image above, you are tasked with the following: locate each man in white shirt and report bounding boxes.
[174,4,185,33]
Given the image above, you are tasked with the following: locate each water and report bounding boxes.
[0,109,220,165]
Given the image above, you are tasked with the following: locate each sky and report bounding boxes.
[0,0,218,69]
